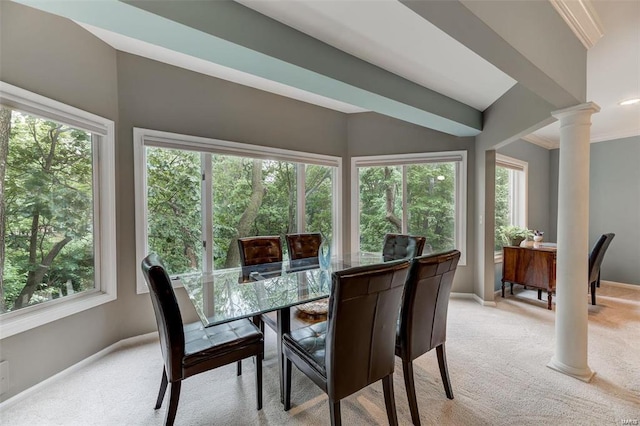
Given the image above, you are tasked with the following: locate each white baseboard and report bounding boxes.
[601,280,640,290]
[0,331,158,410]
[450,292,497,307]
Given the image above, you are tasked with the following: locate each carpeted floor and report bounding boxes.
[1,283,638,425]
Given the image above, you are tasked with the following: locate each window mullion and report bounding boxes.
[202,153,213,273]
[402,165,408,234]
[297,164,305,232]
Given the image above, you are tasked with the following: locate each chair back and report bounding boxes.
[285,233,322,260]
[238,236,283,266]
[398,250,460,362]
[382,233,427,261]
[588,233,615,284]
[325,259,411,400]
[141,253,185,382]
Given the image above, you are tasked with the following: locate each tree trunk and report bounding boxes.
[0,107,11,312]
[13,123,67,310]
[224,159,264,268]
[384,167,402,232]
[14,236,72,309]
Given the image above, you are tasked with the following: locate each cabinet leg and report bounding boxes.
[501,281,505,298]
[547,292,552,310]
[538,289,542,300]
[510,283,514,295]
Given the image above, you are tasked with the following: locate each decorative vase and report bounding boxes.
[319,235,331,270]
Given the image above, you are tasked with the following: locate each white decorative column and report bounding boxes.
[547,102,600,382]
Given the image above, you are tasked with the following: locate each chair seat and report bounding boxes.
[282,321,327,377]
[184,319,262,367]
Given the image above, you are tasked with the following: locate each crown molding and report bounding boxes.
[591,129,640,144]
[522,134,558,150]
[549,0,604,49]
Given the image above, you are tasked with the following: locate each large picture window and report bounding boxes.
[134,129,341,292]
[495,154,528,253]
[0,82,116,338]
[351,151,467,264]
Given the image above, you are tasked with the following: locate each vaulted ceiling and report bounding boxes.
[14,0,636,146]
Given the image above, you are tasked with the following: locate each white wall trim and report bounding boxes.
[450,292,497,307]
[0,82,117,339]
[0,332,158,410]
[601,280,640,290]
[548,0,604,49]
[522,134,558,150]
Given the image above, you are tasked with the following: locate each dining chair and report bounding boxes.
[285,232,322,261]
[589,233,615,305]
[282,258,412,426]
[382,233,427,261]
[396,250,461,426]
[141,253,264,426]
[237,235,285,334]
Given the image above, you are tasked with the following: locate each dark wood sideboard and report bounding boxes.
[501,245,557,309]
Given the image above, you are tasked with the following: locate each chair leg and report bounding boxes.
[329,399,341,426]
[164,381,181,426]
[436,344,454,400]
[382,374,399,426]
[283,357,292,411]
[155,369,168,409]
[591,281,597,305]
[597,270,601,288]
[237,360,242,376]
[256,354,263,410]
[402,360,420,426]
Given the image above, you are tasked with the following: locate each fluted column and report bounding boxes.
[547,102,600,382]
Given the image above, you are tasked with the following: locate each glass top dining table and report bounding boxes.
[178,252,389,403]
[178,252,386,328]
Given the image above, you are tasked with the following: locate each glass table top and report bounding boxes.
[178,253,385,327]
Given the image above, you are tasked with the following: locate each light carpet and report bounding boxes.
[1,283,638,425]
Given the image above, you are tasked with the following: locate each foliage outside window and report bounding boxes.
[495,154,528,253]
[135,129,341,292]
[0,82,116,338]
[352,151,467,264]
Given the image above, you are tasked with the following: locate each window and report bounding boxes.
[495,154,528,253]
[134,129,342,293]
[0,82,116,339]
[351,151,467,265]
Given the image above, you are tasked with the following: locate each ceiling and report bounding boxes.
[528,0,640,147]
[16,0,639,146]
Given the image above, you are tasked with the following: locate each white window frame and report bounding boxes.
[0,82,117,339]
[133,128,342,294]
[350,151,467,265]
[495,154,528,262]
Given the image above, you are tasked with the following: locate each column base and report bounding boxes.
[547,357,595,382]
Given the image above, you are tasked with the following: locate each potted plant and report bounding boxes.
[498,225,532,247]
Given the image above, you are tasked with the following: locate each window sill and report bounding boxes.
[0,291,116,340]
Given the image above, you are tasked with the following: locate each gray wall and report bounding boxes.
[0,1,122,402]
[116,52,349,339]
[550,136,640,285]
[347,113,476,293]
[494,139,552,290]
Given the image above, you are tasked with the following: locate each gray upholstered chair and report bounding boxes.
[382,233,427,261]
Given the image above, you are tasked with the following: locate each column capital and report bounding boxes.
[552,101,601,120]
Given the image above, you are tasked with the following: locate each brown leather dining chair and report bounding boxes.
[238,235,283,282]
[238,235,285,333]
[142,253,264,426]
[285,232,322,261]
[382,233,427,261]
[589,233,615,305]
[282,259,412,426]
[396,250,461,426]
